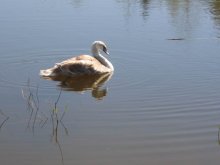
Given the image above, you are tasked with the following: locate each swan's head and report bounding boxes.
[92,41,109,55]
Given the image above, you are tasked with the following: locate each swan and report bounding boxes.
[40,41,114,77]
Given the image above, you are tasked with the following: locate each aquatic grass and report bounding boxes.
[0,109,9,131]
[49,89,71,165]
[39,112,49,128]
[21,79,69,132]
[21,79,40,133]
[22,80,68,164]
[217,122,220,146]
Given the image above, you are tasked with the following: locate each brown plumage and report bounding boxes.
[40,41,114,77]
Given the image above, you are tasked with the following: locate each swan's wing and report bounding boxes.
[55,55,108,74]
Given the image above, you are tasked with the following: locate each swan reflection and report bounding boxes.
[42,73,113,100]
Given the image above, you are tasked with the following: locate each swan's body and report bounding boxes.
[40,41,114,77]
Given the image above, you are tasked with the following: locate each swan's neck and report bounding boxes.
[92,48,114,71]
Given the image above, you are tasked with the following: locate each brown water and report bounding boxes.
[1,0,220,165]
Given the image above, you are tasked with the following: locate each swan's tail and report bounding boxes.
[39,68,55,77]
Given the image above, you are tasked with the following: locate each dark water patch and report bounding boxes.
[167,38,185,40]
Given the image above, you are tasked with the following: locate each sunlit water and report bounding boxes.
[1,0,220,165]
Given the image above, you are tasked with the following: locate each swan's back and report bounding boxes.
[40,55,111,77]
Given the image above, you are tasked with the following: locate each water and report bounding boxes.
[1,0,220,164]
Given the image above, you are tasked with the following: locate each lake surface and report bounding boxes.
[1,0,220,164]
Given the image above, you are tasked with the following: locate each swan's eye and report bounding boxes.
[103,46,109,54]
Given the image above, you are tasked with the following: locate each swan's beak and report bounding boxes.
[103,49,109,55]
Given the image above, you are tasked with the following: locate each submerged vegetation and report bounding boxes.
[21,80,68,132]
[22,79,68,164]
[0,109,9,131]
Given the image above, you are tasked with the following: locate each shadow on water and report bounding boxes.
[22,81,68,165]
[209,0,220,30]
[140,0,151,17]
[68,0,85,8]
[116,0,151,19]
[115,0,220,36]
[41,72,113,100]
